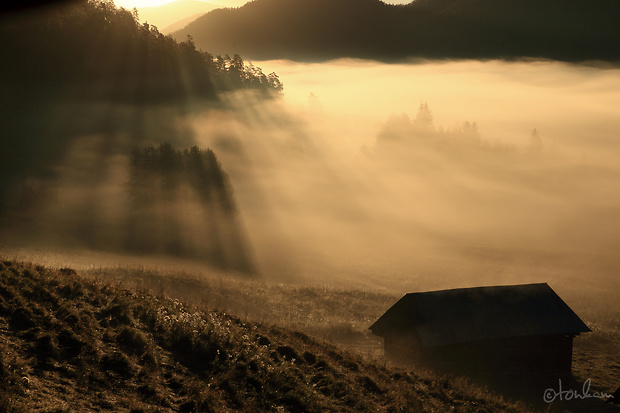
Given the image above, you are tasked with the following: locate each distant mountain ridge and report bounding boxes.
[136,0,219,32]
[172,0,620,63]
[160,11,207,34]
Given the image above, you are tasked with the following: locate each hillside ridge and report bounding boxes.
[172,0,620,63]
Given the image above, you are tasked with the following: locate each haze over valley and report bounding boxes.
[186,58,620,293]
[3,0,620,303]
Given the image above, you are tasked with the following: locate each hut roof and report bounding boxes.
[369,283,590,347]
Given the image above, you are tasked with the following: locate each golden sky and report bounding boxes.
[114,0,175,8]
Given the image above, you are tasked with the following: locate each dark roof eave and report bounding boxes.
[368,283,591,347]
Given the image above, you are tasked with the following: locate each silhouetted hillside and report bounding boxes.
[173,0,620,62]
[0,0,281,271]
[0,0,281,182]
[0,0,282,102]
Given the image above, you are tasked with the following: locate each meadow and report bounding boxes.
[0,258,536,412]
[1,246,618,412]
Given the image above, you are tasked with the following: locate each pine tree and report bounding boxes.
[528,128,543,155]
[414,102,434,129]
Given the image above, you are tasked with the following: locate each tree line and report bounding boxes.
[0,0,282,102]
[174,0,620,63]
[128,143,236,214]
[0,0,274,272]
[126,143,254,273]
[0,0,282,215]
[376,102,545,159]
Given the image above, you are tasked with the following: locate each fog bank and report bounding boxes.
[191,59,620,293]
[3,59,620,296]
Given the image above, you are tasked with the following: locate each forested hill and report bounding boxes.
[0,0,279,272]
[0,0,281,208]
[173,0,620,63]
[0,0,283,101]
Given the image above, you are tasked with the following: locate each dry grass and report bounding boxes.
[76,262,620,412]
[0,258,532,412]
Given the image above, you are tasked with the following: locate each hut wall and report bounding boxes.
[385,333,574,379]
[435,334,574,379]
[383,333,429,365]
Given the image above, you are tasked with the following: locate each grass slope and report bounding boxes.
[82,265,397,345]
[0,259,529,412]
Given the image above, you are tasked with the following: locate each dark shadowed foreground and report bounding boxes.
[0,259,531,412]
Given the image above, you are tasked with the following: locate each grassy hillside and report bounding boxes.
[79,260,620,405]
[0,259,533,412]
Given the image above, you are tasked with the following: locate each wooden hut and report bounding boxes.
[610,386,620,404]
[370,283,590,381]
